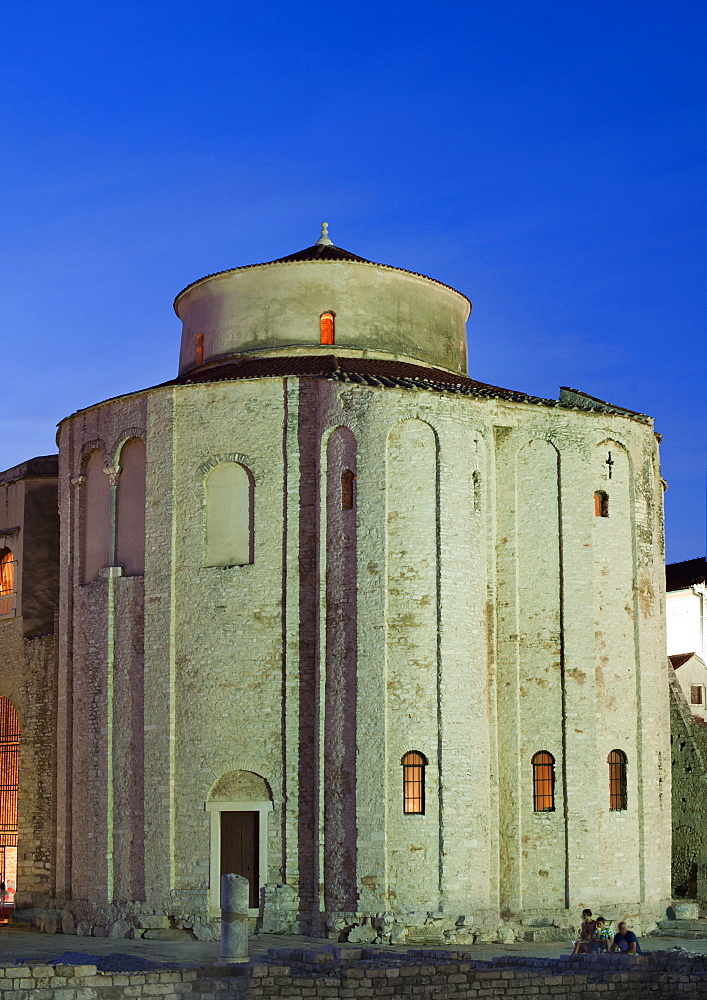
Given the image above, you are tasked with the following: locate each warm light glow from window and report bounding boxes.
[608,749,627,811]
[594,491,609,517]
[402,751,426,814]
[320,311,335,345]
[532,751,555,811]
[0,550,16,617]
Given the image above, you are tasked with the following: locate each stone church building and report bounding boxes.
[0,227,672,942]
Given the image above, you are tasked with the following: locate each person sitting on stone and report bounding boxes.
[609,921,641,954]
[590,916,612,953]
[572,908,596,953]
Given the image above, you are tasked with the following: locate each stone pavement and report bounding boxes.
[0,923,705,966]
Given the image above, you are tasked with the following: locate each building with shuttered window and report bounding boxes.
[0,227,672,942]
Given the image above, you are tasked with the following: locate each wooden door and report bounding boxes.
[220,811,259,908]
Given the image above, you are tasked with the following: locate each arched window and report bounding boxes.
[116,437,146,576]
[205,463,254,567]
[0,550,16,617]
[594,491,609,517]
[0,697,19,898]
[341,469,356,511]
[532,751,555,812]
[320,311,335,346]
[195,333,204,365]
[608,750,627,811]
[402,751,427,815]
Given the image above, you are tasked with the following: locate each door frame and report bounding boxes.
[206,799,272,915]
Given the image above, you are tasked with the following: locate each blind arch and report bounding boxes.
[116,437,146,576]
[82,449,110,583]
[205,462,254,567]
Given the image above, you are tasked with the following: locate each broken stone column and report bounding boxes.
[219,873,249,963]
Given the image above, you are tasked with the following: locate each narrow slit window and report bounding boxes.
[472,470,481,512]
[532,751,555,812]
[341,469,356,510]
[402,751,426,815]
[594,491,609,517]
[195,333,204,365]
[320,311,335,346]
[608,749,627,811]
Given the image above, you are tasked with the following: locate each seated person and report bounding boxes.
[610,921,641,954]
[591,917,612,952]
[572,909,596,954]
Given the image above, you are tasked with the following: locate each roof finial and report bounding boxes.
[317,221,333,246]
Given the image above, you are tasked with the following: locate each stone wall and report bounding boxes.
[2,950,707,999]
[50,364,671,937]
[0,619,54,900]
[670,669,707,901]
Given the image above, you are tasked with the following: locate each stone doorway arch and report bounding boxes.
[206,770,272,914]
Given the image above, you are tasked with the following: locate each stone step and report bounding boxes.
[658,919,707,932]
[656,929,707,939]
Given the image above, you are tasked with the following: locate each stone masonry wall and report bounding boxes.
[670,669,707,901]
[0,618,54,901]
[2,950,707,1000]
[52,369,671,939]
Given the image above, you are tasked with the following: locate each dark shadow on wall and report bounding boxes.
[324,426,358,913]
[670,669,707,902]
[296,380,323,933]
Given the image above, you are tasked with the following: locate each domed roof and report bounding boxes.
[174,224,470,310]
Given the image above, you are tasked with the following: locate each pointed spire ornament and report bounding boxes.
[317,221,333,246]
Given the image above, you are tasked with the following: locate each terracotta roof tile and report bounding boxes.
[670,652,697,670]
[165,355,558,406]
[666,557,706,592]
[173,244,470,311]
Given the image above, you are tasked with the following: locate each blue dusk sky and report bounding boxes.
[1,1,705,562]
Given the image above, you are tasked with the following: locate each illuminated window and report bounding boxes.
[532,751,555,812]
[402,751,426,815]
[608,749,627,811]
[0,697,19,898]
[341,469,356,511]
[691,685,704,706]
[320,311,335,346]
[195,333,204,365]
[594,491,609,517]
[0,550,16,617]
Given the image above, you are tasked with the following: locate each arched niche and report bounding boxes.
[116,437,146,576]
[205,463,254,567]
[82,449,110,583]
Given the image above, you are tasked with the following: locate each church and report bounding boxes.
[0,226,672,942]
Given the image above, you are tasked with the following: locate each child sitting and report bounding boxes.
[591,917,612,952]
